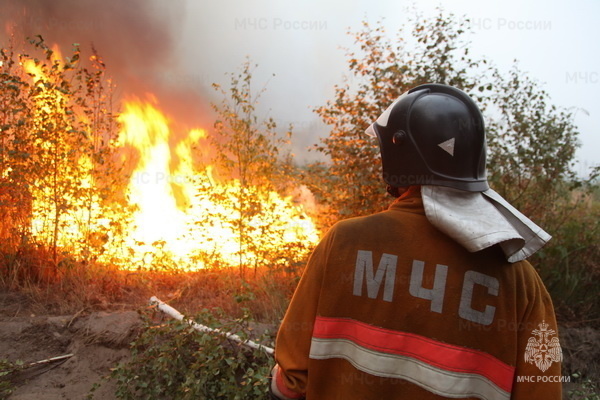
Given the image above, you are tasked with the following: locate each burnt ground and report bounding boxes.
[0,290,598,399]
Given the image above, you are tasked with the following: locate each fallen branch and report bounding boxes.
[149,296,274,356]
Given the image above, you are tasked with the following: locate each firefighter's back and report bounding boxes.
[300,194,560,399]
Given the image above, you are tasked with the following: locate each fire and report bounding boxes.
[24,45,101,250]
[117,97,320,270]
[14,43,320,271]
[117,98,196,262]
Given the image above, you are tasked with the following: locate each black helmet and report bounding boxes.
[366,83,488,192]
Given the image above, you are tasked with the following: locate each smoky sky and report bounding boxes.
[0,0,354,161]
[0,0,212,127]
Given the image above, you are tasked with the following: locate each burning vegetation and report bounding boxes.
[0,37,319,286]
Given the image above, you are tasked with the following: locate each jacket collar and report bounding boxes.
[388,186,425,215]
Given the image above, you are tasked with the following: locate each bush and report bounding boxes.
[108,307,274,399]
[535,199,600,326]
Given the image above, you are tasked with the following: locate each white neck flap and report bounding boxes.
[421,186,551,262]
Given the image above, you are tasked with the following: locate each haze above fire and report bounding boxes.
[2,0,598,170]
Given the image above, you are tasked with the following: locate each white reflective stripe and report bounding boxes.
[309,338,510,400]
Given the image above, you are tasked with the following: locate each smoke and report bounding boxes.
[0,0,346,162]
[0,0,211,127]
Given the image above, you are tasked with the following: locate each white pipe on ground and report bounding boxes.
[149,296,275,356]
[24,353,74,369]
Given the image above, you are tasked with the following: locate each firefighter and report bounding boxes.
[270,84,563,400]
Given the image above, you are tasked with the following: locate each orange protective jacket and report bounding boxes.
[272,189,562,400]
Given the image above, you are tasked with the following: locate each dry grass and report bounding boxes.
[0,244,300,324]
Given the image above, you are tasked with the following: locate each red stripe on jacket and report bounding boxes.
[312,316,515,393]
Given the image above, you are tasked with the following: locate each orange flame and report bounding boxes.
[20,45,319,271]
[24,45,101,248]
[116,97,319,270]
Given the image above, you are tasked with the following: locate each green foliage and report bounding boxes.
[569,372,600,400]
[210,58,289,189]
[109,308,273,400]
[486,66,580,224]
[0,358,24,397]
[535,203,600,323]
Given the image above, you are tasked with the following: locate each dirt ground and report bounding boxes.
[0,291,140,399]
[1,289,599,400]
